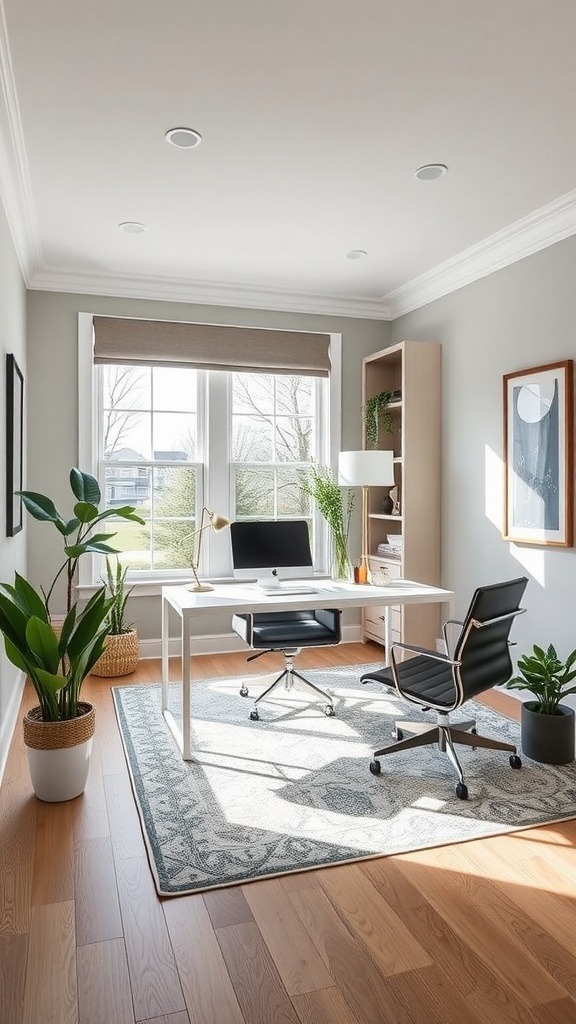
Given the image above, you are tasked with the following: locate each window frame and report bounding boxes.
[78,312,342,596]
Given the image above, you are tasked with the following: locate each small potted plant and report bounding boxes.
[0,469,143,801]
[505,643,576,764]
[92,556,139,677]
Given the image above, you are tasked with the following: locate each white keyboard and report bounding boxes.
[258,585,318,596]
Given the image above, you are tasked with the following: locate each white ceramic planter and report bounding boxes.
[23,702,96,802]
[26,737,93,802]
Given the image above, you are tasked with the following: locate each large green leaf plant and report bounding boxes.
[0,469,144,721]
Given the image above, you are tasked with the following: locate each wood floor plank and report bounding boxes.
[77,937,135,1024]
[71,743,110,842]
[291,985,363,1024]
[0,861,32,935]
[317,862,432,976]
[103,772,147,861]
[393,847,567,1008]
[23,900,77,1024]
[143,1014,191,1024]
[75,835,123,945]
[290,884,412,1024]
[362,858,536,1024]
[115,854,186,1020]
[449,839,576,966]
[243,876,334,995]
[163,893,245,1024]
[203,885,254,929]
[530,997,576,1024]
[0,931,27,1024]
[31,797,75,906]
[216,920,300,1024]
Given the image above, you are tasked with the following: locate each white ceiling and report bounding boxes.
[1,0,576,319]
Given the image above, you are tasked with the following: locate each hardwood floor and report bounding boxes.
[2,643,576,1024]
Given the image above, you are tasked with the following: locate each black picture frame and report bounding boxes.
[6,353,24,536]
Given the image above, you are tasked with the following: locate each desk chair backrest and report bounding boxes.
[451,575,528,704]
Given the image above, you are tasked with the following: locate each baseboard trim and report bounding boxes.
[0,670,25,788]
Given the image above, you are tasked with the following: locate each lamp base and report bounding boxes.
[187,583,215,593]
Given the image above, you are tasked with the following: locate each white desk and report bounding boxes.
[161,578,454,760]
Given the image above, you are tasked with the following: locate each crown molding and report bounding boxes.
[0,2,42,277]
[28,266,393,319]
[382,188,576,319]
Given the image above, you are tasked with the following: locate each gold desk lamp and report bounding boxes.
[187,507,231,592]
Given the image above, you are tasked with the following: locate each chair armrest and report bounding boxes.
[390,641,458,666]
[441,618,464,657]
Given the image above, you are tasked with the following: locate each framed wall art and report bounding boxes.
[503,359,573,547]
[6,353,24,536]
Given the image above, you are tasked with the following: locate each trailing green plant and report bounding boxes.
[301,464,354,578]
[0,469,144,721]
[505,643,576,715]
[364,391,397,448]
[103,556,135,635]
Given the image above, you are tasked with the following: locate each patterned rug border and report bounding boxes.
[112,666,576,897]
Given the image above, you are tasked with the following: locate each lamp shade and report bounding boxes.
[338,450,395,487]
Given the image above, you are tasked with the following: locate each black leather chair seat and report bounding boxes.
[361,657,457,708]
[233,610,340,648]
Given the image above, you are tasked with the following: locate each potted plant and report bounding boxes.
[0,469,144,801]
[302,464,354,580]
[505,643,576,764]
[92,556,139,677]
[363,390,401,448]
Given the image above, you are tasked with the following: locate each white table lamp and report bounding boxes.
[338,450,395,581]
[187,507,231,592]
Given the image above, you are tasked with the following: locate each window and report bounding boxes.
[79,314,341,588]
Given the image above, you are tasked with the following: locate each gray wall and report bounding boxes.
[26,290,390,639]
[0,200,27,773]
[391,234,576,675]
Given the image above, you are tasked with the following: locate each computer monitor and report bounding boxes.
[230,520,314,585]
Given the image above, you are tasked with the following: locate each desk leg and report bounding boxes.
[384,606,391,667]
[161,595,170,710]
[181,619,191,761]
[161,606,195,762]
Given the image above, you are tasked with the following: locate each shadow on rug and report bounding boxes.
[112,664,576,896]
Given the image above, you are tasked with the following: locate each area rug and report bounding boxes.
[112,665,576,896]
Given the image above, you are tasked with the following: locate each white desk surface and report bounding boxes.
[162,578,454,617]
[161,578,455,761]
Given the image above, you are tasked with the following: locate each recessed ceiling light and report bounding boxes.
[165,127,203,149]
[118,221,147,234]
[414,164,448,181]
[345,249,367,260]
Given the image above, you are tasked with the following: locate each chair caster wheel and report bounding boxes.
[510,754,522,769]
[249,709,260,721]
[369,759,381,776]
[240,686,249,697]
[470,726,477,750]
[392,728,403,741]
[455,782,468,800]
[324,705,335,717]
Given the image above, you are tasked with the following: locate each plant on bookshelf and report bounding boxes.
[363,390,400,447]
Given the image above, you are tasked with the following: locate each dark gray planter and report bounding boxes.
[521,701,575,764]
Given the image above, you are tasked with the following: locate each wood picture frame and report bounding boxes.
[503,359,573,547]
[6,353,24,536]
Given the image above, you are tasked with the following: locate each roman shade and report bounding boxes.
[93,316,330,377]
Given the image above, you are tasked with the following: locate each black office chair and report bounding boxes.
[361,577,528,799]
[232,609,341,720]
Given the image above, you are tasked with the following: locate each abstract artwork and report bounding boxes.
[503,360,573,546]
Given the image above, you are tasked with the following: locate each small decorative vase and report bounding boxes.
[331,536,353,581]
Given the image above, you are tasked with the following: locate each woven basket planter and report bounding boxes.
[23,702,96,802]
[92,629,139,677]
